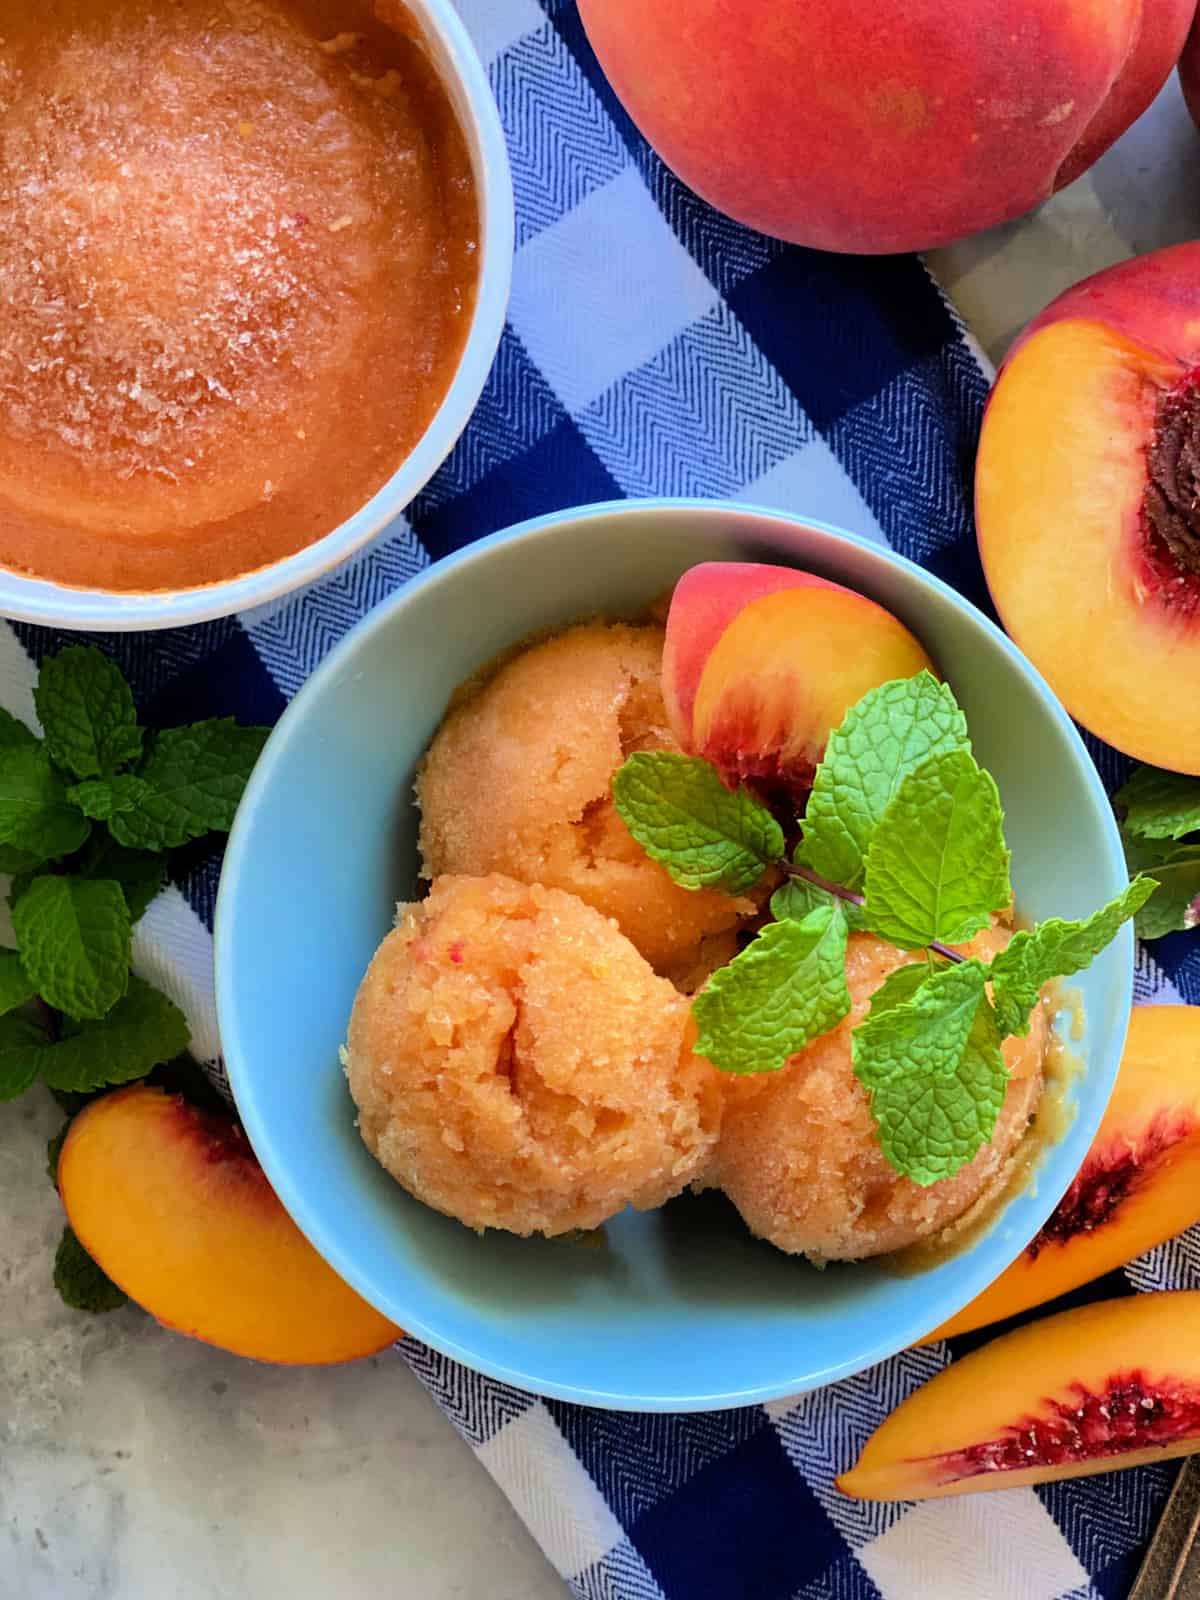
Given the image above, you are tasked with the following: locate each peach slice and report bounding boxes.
[976,245,1200,772]
[59,1085,400,1364]
[662,562,933,795]
[925,1006,1200,1342]
[839,1291,1200,1500]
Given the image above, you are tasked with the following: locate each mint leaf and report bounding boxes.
[693,904,850,1073]
[1133,849,1200,940]
[0,745,90,861]
[613,751,783,894]
[770,876,866,931]
[0,708,38,751]
[988,877,1156,1036]
[863,749,1010,950]
[34,646,142,780]
[0,949,35,1015]
[1116,766,1200,842]
[67,775,153,822]
[47,1119,70,1185]
[53,1225,127,1313]
[36,977,191,1093]
[73,835,165,924]
[108,719,269,850]
[0,1011,50,1099]
[863,962,930,1021]
[801,672,970,888]
[852,959,988,1089]
[867,995,1007,1185]
[12,876,131,1021]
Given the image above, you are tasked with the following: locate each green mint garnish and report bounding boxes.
[1116,765,1200,842]
[0,636,272,1316]
[771,875,867,931]
[988,878,1156,1037]
[12,876,131,1021]
[35,645,144,780]
[0,745,91,862]
[29,977,192,1095]
[1116,766,1200,939]
[0,949,36,1018]
[107,719,270,851]
[863,748,1010,950]
[53,1225,127,1314]
[613,751,783,894]
[692,904,850,1074]
[612,670,1147,1186]
[801,670,969,888]
[67,775,154,823]
[864,984,1007,1185]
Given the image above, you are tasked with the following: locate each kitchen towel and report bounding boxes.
[6,2,1197,1596]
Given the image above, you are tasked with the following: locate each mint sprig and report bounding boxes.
[1117,765,1200,939]
[693,904,850,1073]
[614,672,1149,1185]
[0,645,270,1306]
[612,752,783,893]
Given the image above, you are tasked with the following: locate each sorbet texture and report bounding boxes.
[709,926,1047,1261]
[344,873,722,1236]
[416,623,754,974]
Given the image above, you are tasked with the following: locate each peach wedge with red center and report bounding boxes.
[925,1006,1200,1342]
[976,243,1200,773]
[839,1291,1200,1500]
[58,1085,400,1364]
[662,562,933,796]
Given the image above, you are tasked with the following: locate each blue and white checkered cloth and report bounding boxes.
[6,2,1199,1595]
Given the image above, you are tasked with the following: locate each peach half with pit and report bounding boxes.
[976,244,1200,773]
[58,1085,400,1364]
[925,1006,1200,1342]
[661,562,933,798]
[839,1291,1200,1499]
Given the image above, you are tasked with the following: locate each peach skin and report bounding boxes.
[662,562,932,800]
[58,1085,400,1364]
[977,244,1200,773]
[578,0,1196,254]
[924,1007,1200,1342]
[839,1291,1200,1499]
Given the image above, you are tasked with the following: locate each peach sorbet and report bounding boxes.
[344,874,723,1237]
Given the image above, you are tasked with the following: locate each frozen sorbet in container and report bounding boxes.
[709,925,1048,1261]
[416,622,756,974]
[344,873,723,1236]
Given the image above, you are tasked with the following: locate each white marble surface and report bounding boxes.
[4,71,1200,1600]
[1,1087,566,1600]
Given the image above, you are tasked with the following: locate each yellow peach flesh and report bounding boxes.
[976,316,1200,771]
[691,586,932,783]
[59,1085,400,1364]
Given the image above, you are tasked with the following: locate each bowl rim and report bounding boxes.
[0,0,514,633]
[216,496,1136,1410]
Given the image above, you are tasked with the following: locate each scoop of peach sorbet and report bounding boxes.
[708,925,1048,1261]
[415,622,756,977]
[344,873,723,1236]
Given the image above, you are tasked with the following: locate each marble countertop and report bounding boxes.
[4,76,1200,1600]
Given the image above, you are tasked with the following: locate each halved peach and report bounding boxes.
[59,1085,400,1364]
[662,562,933,795]
[926,1006,1200,1342]
[839,1291,1200,1499]
[977,245,1200,772]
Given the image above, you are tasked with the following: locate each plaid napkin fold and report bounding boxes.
[7,1,1200,1596]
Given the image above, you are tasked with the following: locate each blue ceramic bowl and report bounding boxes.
[216,499,1134,1411]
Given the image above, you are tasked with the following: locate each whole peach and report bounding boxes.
[1181,8,1200,130]
[578,0,1196,254]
